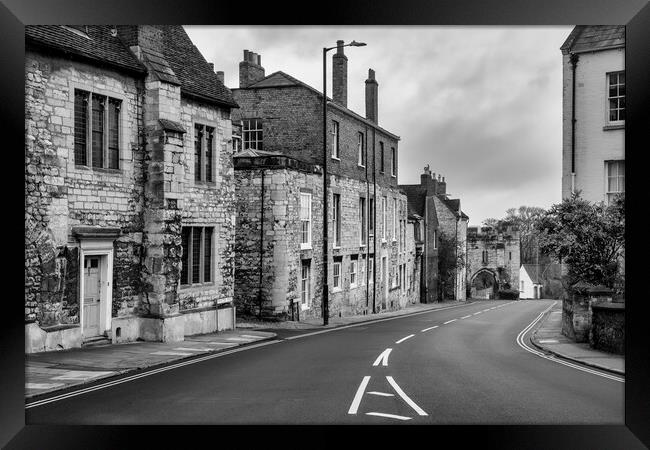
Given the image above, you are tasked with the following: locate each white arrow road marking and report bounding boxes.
[368,391,394,397]
[443,319,456,325]
[386,376,428,416]
[395,334,415,344]
[348,376,371,414]
[421,325,438,332]
[372,348,393,367]
[366,412,412,421]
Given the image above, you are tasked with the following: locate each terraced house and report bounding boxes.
[232,43,420,321]
[25,25,238,352]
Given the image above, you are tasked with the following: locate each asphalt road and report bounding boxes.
[26,300,624,425]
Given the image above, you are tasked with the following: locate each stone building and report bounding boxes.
[25,25,238,353]
[561,26,625,204]
[466,225,520,299]
[231,43,418,320]
[400,166,468,302]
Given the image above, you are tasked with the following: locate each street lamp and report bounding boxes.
[321,40,366,326]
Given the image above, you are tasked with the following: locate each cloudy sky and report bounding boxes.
[185,26,574,225]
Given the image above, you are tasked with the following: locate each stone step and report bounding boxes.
[82,336,112,347]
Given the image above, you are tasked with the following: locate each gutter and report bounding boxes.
[570,52,579,193]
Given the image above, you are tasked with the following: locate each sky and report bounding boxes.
[185,26,574,225]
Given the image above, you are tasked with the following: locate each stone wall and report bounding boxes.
[590,303,624,354]
[25,50,145,329]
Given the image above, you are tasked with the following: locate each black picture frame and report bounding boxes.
[3,0,648,447]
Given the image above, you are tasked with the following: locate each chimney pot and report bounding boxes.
[239,49,265,88]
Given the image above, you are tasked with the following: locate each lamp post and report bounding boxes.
[322,40,366,326]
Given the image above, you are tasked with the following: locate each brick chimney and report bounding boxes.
[420,165,438,194]
[117,25,164,55]
[215,71,225,85]
[239,50,265,88]
[365,68,378,123]
[332,40,348,107]
[437,175,447,195]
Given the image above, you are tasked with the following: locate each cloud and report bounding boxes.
[185,25,572,223]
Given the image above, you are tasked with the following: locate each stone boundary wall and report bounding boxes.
[590,303,624,354]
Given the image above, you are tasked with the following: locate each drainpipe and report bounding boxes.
[257,170,265,319]
[372,127,377,313]
[570,53,579,194]
[365,125,370,310]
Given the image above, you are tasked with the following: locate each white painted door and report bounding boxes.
[83,256,102,337]
[382,257,387,309]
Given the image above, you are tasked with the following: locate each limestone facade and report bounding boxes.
[466,225,520,299]
[231,47,419,320]
[25,25,238,352]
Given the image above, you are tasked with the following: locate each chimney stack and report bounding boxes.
[215,70,225,84]
[421,166,437,194]
[437,175,447,195]
[365,68,378,123]
[332,40,348,107]
[239,49,265,88]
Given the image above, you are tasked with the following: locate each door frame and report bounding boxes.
[79,239,114,340]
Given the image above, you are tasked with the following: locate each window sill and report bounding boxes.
[74,165,122,174]
[358,164,366,169]
[194,180,218,187]
[300,303,310,311]
[603,123,624,131]
[332,287,342,293]
[300,244,312,250]
[331,156,341,161]
[180,282,216,291]
[332,245,341,250]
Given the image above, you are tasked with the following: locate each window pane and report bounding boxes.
[204,227,212,283]
[205,127,214,182]
[74,90,88,165]
[108,99,120,169]
[91,94,104,168]
[181,227,191,284]
[192,227,201,284]
[195,125,203,181]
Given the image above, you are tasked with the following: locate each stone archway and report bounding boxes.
[470,268,498,299]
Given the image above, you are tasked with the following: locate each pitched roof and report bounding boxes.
[399,185,427,216]
[161,26,237,108]
[521,264,544,284]
[239,70,400,140]
[560,25,625,54]
[25,25,146,75]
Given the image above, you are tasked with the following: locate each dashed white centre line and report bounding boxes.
[461,315,471,319]
[483,309,490,312]
[473,312,482,315]
[443,319,457,324]
[395,334,415,344]
[421,325,439,332]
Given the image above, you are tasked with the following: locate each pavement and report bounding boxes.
[24,300,466,401]
[529,300,625,375]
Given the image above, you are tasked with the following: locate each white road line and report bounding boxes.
[461,315,471,319]
[25,339,281,409]
[365,412,411,421]
[395,334,415,344]
[372,348,392,367]
[483,309,490,312]
[284,302,478,341]
[368,391,394,397]
[386,376,427,416]
[443,319,456,325]
[348,376,371,414]
[149,351,194,356]
[173,347,214,352]
[473,312,482,315]
[421,325,438,332]
[516,302,624,383]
